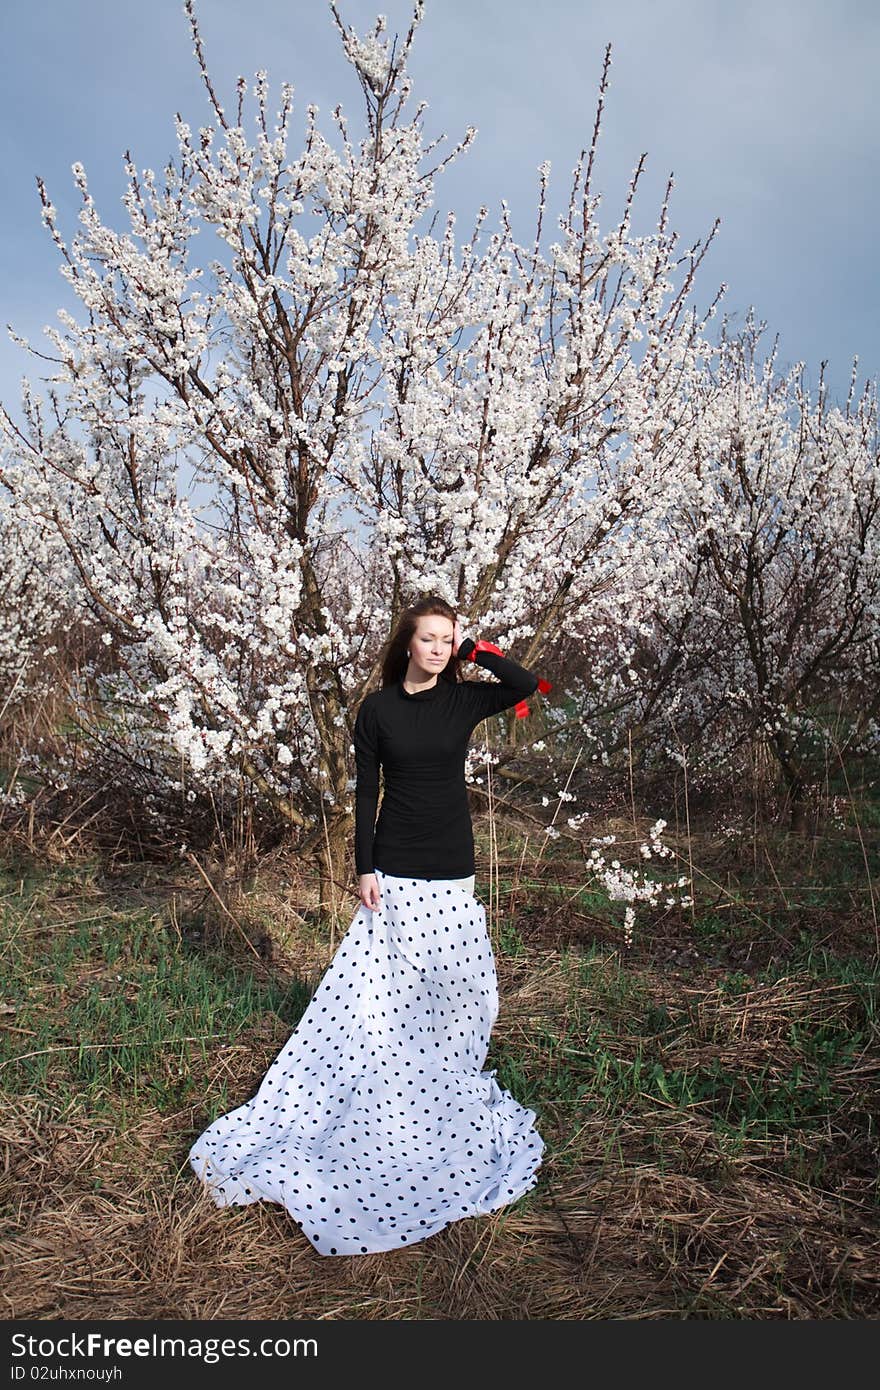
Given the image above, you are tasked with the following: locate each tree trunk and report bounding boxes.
[768,729,810,836]
[788,784,809,835]
[310,809,353,947]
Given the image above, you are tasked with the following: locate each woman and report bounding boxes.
[189,596,547,1256]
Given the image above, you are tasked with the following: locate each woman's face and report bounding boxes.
[409,615,455,673]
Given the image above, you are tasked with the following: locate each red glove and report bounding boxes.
[464,638,553,718]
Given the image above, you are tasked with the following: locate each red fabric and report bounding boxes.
[465,638,553,719]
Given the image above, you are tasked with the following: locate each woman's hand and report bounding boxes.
[359,873,381,910]
[452,616,463,657]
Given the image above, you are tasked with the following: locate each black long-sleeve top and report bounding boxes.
[352,637,540,879]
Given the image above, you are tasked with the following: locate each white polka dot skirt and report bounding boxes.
[188,868,545,1256]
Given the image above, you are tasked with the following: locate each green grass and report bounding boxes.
[495,915,527,955]
[0,866,312,1116]
[488,931,878,1190]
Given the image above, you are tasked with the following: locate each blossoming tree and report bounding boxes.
[2,0,873,908]
[613,313,880,831]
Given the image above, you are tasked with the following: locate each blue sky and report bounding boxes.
[1,0,877,421]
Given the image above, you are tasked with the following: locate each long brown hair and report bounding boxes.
[379,595,466,690]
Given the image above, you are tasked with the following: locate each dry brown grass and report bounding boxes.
[1,815,878,1320]
[3,1053,878,1319]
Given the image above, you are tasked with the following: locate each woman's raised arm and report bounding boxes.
[456,636,542,718]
